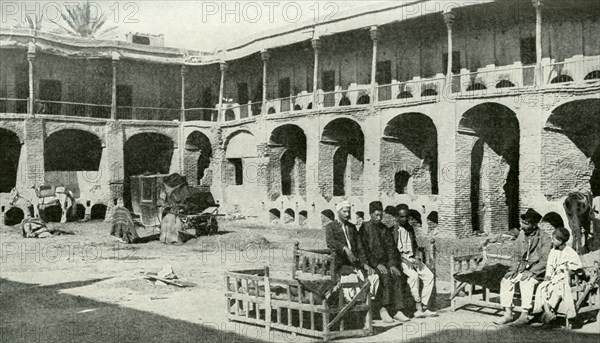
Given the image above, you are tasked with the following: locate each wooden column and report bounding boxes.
[111,52,119,120]
[533,0,543,87]
[27,42,35,116]
[311,38,321,109]
[369,26,379,104]
[218,61,228,122]
[180,65,187,173]
[261,50,270,115]
[443,11,456,86]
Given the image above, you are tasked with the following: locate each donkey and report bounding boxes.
[563,191,595,254]
[10,185,76,223]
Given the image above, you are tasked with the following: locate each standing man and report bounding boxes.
[495,208,551,325]
[325,200,379,301]
[393,204,438,318]
[360,201,407,322]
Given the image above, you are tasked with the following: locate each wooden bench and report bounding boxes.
[450,241,600,328]
[224,242,373,342]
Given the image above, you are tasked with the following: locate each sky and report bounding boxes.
[1,0,392,52]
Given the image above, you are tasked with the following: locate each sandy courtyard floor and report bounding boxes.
[1,219,598,342]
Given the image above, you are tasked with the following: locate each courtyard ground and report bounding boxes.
[0,219,598,343]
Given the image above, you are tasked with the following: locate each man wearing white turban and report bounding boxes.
[325,201,379,302]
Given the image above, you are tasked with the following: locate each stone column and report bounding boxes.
[362,115,381,203]
[218,62,228,122]
[443,11,456,86]
[261,50,269,115]
[533,0,543,87]
[23,117,44,187]
[369,26,379,104]
[311,38,321,109]
[111,52,119,120]
[27,42,35,116]
[105,120,125,218]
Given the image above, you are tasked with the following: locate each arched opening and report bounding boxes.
[293,104,302,111]
[124,133,174,209]
[496,80,515,88]
[225,109,235,121]
[44,129,103,199]
[397,91,413,99]
[269,125,307,199]
[321,209,335,225]
[543,99,600,200]
[284,208,295,223]
[550,75,573,84]
[0,128,21,192]
[427,211,439,232]
[4,207,24,226]
[339,96,351,106]
[356,94,370,105]
[459,103,520,233]
[421,89,438,97]
[185,131,213,186]
[394,171,412,194]
[91,203,107,220]
[321,118,364,199]
[269,208,281,223]
[299,210,308,226]
[382,113,438,195]
[466,83,487,91]
[224,131,257,187]
[306,103,313,110]
[584,70,600,80]
[268,107,276,114]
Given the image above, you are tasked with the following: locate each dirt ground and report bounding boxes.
[1,219,598,343]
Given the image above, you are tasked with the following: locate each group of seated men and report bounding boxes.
[324,201,586,327]
[324,200,437,323]
[495,208,584,327]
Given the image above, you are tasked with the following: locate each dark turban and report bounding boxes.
[542,212,564,229]
[521,208,542,224]
[384,205,397,217]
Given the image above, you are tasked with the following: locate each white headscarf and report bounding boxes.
[336,200,351,212]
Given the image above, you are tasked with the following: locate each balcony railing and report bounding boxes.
[320,86,372,109]
[185,107,219,122]
[222,101,263,122]
[375,77,446,105]
[542,56,600,86]
[35,100,111,118]
[116,105,180,121]
[451,64,536,96]
[0,98,29,114]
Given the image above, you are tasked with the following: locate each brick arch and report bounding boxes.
[457,102,520,234]
[184,129,216,147]
[268,124,307,199]
[124,127,179,148]
[184,130,213,186]
[319,115,367,137]
[382,113,439,196]
[222,129,256,152]
[0,122,24,143]
[0,127,23,192]
[542,99,600,200]
[44,122,105,147]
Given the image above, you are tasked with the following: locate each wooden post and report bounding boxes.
[261,50,269,115]
[443,11,456,88]
[218,61,228,122]
[27,42,35,116]
[311,38,321,109]
[369,26,379,104]
[533,0,543,87]
[111,52,119,120]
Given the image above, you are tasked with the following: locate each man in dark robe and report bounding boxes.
[360,201,408,322]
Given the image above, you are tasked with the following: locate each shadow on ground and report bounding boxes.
[0,278,268,343]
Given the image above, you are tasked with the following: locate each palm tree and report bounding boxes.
[12,14,44,30]
[58,0,118,39]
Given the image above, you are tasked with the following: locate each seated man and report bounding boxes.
[325,200,379,301]
[393,204,438,318]
[496,208,552,325]
[359,201,408,322]
[533,226,583,326]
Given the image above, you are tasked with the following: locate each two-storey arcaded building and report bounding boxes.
[1,0,599,236]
